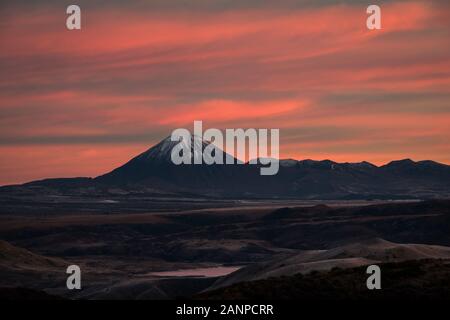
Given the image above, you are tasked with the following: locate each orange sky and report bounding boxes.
[0,0,449,185]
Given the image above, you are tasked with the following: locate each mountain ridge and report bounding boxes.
[1,135,450,199]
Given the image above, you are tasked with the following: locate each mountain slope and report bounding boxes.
[0,240,66,271]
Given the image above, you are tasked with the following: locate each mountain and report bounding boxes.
[1,135,450,199]
[95,135,246,196]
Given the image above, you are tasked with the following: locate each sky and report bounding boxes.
[0,0,449,185]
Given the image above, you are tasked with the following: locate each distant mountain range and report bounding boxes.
[2,136,450,199]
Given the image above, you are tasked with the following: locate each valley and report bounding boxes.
[1,199,450,299]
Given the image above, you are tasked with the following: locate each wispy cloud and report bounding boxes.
[0,0,449,184]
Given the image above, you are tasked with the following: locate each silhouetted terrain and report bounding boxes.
[1,137,450,202]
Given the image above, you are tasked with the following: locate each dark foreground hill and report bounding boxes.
[196,259,450,300]
[207,238,450,291]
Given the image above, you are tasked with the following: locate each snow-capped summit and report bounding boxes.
[136,134,211,164]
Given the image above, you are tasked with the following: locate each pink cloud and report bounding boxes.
[0,1,449,184]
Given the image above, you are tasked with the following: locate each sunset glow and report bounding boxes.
[0,0,449,185]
